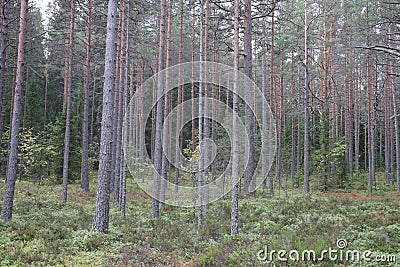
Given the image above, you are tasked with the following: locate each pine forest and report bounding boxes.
[0,0,399,266]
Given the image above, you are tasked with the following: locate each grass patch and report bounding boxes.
[0,174,399,266]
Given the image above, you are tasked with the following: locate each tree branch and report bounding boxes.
[355,45,400,57]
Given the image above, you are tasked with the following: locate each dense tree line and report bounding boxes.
[0,0,399,236]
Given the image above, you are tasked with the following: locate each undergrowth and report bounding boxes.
[0,174,399,266]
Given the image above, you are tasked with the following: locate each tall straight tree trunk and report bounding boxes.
[139,64,145,161]
[1,0,28,222]
[151,45,159,164]
[231,0,240,235]
[44,64,49,127]
[277,59,284,196]
[197,0,205,233]
[303,0,310,194]
[0,0,10,146]
[390,104,395,185]
[364,121,368,169]
[160,93,169,207]
[161,0,172,208]
[384,24,393,185]
[174,0,184,197]
[297,65,302,177]
[366,3,374,195]
[320,11,331,192]
[114,2,126,203]
[386,25,400,191]
[347,33,354,181]
[92,0,118,233]
[269,0,276,196]
[384,54,391,184]
[202,0,210,214]
[152,0,167,219]
[354,62,360,177]
[62,43,69,110]
[134,66,139,158]
[120,0,130,212]
[111,7,123,192]
[151,28,160,161]
[393,77,400,192]
[19,65,29,182]
[261,21,268,194]
[90,66,97,145]
[191,19,196,189]
[243,0,255,196]
[81,0,92,192]
[223,79,229,197]
[290,51,296,191]
[62,0,76,203]
[211,23,217,185]
[8,51,17,137]
[128,62,134,153]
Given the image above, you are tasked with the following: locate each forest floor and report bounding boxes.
[0,173,399,266]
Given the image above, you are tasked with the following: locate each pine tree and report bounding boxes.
[231,0,240,235]
[2,0,28,222]
[92,0,118,233]
[62,0,76,203]
[152,0,167,219]
[303,0,310,194]
[0,0,10,147]
[81,0,93,192]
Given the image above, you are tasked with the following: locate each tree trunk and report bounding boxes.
[277,59,284,196]
[1,0,28,222]
[354,62,360,177]
[160,0,172,209]
[366,4,375,195]
[365,121,368,169]
[152,0,167,219]
[81,0,92,192]
[120,0,130,213]
[261,23,268,194]
[290,51,296,192]
[62,0,76,203]
[320,10,331,192]
[139,64,145,161]
[297,65,302,177]
[393,79,400,192]
[114,2,126,204]
[303,0,310,194]
[111,4,123,195]
[211,22,217,185]
[269,0,276,196]
[243,0,255,196]
[347,33,354,181]
[44,64,49,128]
[128,62,134,153]
[90,66,97,145]
[387,24,400,191]
[197,0,205,233]
[191,20,196,190]
[19,65,29,182]
[8,51,17,138]
[203,0,210,213]
[0,0,10,147]
[174,0,184,197]
[92,0,118,233]
[231,0,240,235]
[384,53,391,184]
